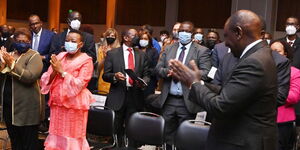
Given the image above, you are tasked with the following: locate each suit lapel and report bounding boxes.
[134,49,140,73]
[38,29,45,51]
[118,47,125,72]
[184,42,196,65]
[170,42,179,60]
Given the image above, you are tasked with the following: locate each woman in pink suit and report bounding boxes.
[41,30,95,150]
[271,40,300,150]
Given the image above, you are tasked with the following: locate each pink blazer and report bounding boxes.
[277,67,300,123]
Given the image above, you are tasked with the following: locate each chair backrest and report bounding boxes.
[175,120,210,150]
[127,112,165,146]
[87,105,115,136]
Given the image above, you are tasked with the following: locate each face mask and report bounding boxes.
[1,32,10,38]
[70,20,81,30]
[13,42,31,53]
[286,25,297,35]
[160,36,167,42]
[131,36,140,47]
[173,31,179,39]
[266,39,271,45]
[106,37,116,45]
[64,42,78,54]
[206,40,217,50]
[139,40,149,47]
[178,32,192,45]
[194,33,203,41]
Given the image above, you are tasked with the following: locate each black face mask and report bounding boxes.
[1,31,10,38]
[106,37,116,45]
[131,36,140,47]
[206,40,217,50]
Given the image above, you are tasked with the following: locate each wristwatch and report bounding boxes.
[61,72,67,78]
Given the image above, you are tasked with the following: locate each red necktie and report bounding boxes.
[128,48,135,85]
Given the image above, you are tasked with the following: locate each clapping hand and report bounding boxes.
[1,46,14,68]
[50,54,64,74]
[168,59,202,88]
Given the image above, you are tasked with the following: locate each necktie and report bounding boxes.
[128,48,135,85]
[178,46,187,62]
[288,41,293,47]
[173,46,186,83]
[33,34,39,50]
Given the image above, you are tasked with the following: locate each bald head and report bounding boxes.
[224,10,263,57]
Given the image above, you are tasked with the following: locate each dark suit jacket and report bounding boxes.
[31,29,55,73]
[155,42,211,113]
[211,42,230,68]
[0,37,13,52]
[213,45,290,106]
[102,47,150,111]
[189,41,278,150]
[49,29,96,62]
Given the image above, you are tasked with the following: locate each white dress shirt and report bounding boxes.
[32,28,42,50]
[169,42,192,96]
[240,39,262,58]
[286,37,296,47]
[123,44,135,87]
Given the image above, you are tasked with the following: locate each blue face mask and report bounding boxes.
[13,42,31,53]
[178,31,192,45]
[194,33,203,41]
[64,42,79,54]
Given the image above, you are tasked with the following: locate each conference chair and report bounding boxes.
[87,105,116,150]
[175,120,211,150]
[119,112,166,150]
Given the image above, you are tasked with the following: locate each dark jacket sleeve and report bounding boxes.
[276,57,291,106]
[83,33,96,63]
[189,58,266,118]
[102,50,115,83]
[155,45,171,79]
[197,48,212,81]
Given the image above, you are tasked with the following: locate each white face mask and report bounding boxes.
[286,25,297,35]
[178,31,192,44]
[64,42,79,54]
[139,40,149,47]
[194,33,203,41]
[70,20,81,30]
[266,39,271,45]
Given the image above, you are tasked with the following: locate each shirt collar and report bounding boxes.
[122,44,132,51]
[33,28,42,37]
[286,37,296,43]
[240,39,262,58]
[179,41,192,50]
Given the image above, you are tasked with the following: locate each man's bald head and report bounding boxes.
[224,10,263,57]
[226,10,262,40]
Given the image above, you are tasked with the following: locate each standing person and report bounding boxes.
[103,29,150,147]
[193,27,205,46]
[169,10,278,150]
[270,40,300,150]
[158,30,169,47]
[140,24,161,53]
[49,11,96,62]
[139,31,159,97]
[97,28,120,95]
[40,30,95,150]
[171,22,181,43]
[28,14,55,73]
[0,25,14,52]
[155,21,211,149]
[0,28,43,150]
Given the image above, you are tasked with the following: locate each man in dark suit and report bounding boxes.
[277,17,300,69]
[213,44,290,107]
[29,14,55,73]
[0,25,13,52]
[169,10,278,150]
[103,29,150,147]
[49,11,96,62]
[211,42,230,68]
[155,21,211,148]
